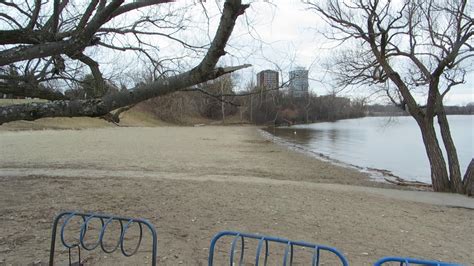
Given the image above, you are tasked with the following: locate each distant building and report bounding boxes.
[257,70,279,89]
[289,67,309,97]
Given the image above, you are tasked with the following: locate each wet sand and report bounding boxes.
[0,126,472,265]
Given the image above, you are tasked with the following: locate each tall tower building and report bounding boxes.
[289,67,309,97]
[257,70,279,89]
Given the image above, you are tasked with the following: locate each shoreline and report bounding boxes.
[0,126,472,265]
[259,128,432,189]
[265,115,473,185]
[0,125,398,189]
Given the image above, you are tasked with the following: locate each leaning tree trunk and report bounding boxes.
[0,0,251,125]
[436,104,464,193]
[463,159,474,196]
[417,120,452,192]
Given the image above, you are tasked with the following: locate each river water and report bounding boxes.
[264,115,474,183]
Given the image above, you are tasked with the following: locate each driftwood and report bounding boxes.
[384,177,432,188]
[366,167,432,188]
[382,160,474,195]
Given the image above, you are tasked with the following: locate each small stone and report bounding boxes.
[33,259,41,265]
[0,247,11,253]
[361,252,369,256]
[178,261,183,264]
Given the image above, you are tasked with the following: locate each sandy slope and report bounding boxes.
[0,126,472,265]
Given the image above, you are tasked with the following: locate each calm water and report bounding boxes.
[265,115,474,183]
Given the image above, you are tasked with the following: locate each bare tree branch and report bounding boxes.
[0,0,251,124]
[307,0,472,194]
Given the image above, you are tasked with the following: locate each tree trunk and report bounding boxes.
[418,120,451,192]
[250,95,253,123]
[436,104,464,193]
[463,159,474,196]
[221,81,225,123]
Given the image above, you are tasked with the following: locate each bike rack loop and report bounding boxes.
[208,230,349,266]
[49,211,157,266]
[373,256,462,266]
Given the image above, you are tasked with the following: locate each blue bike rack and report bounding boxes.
[374,256,462,266]
[47,212,464,266]
[49,211,158,266]
[208,231,349,266]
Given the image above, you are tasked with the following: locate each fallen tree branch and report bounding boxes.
[0,0,251,124]
[0,83,67,101]
[384,177,432,188]
[112,104,137,123]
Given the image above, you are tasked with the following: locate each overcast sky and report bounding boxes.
[100,0,473,106]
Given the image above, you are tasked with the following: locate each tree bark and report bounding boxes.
[111,104,136,123]
[436,101,464,193]
[221,83,225,123]
[463,159,474,196]
[0,83,67,101]
[418,120,452,192]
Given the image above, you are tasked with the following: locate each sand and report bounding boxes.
[0,126,472,265]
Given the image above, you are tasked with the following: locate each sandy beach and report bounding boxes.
[0,125,473,265]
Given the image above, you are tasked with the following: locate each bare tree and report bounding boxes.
[0,0,251,124]
[307,0,473,193]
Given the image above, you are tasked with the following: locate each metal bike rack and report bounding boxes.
[373,256,462,266]
[49,211,157,266]
[208,230,349,266]
[47,212,464,266]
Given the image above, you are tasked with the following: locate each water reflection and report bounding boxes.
[265,116,473,183]
[268,128,323,145]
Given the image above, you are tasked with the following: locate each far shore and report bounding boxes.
[0,123,473,265]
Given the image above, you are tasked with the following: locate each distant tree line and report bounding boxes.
[104,73,365,125]
[237,87,366,125]
[144,75,239,123]
[367,103,474,116]
[444,104,474,115]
